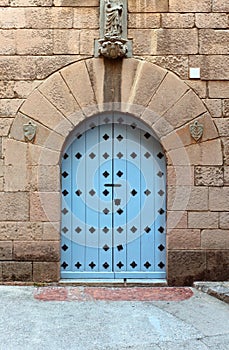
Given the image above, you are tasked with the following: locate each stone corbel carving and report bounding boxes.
[189,120,204,141]
[23,120,37,142]
[95,0,132,59]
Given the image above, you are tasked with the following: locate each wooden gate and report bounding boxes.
[61,114,166,279]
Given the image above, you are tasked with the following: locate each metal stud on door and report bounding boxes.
[61,116,166,279]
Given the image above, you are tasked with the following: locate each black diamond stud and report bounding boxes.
[63,153,69,160]
[117,152,123,159]
[158,208,165,215]
[157,171,164,178]
[103,227,109,233]
[117,245,123,251]
[103,262,109,269]
[103,208,110,215]
[89,189,96,196]
[158,244,165,251]
[144,189,151,196]
[117,117,124,123]
[117,134,123,142]
[103,171,109,178]
[89,152,96,159]
[89,261,96,269]
[130,152,137,159]
[117,261,124,269]
[75,227,82,233]
[62,171,68,178]
[158,226,164,233]
[76,133,82,139]
[62,189,69,196]
[103,152,109,159]
[103,134,109,141]
[89,227,96,233]
[131,123,137,129]
[158,190,165,196]
[117,170,123,177]
[62,244,68,251]
[103,244,109,252]
[117,208,124,215]
[157,152,164,159]
[144,261,151,269]
[131,189,137,196]
[144,132,151,139]
[117,226,123,233]
[114,199,121,206]
[75,152,82,159]
[75,189,82,196]
[130,261,137,269]
[131,226,137,233]
[103,189,109,196]
[62,227,68,234]
[61,208,68,215]
[158,261,165,269]
[89,122,96,129]
[75,262,82,269]
[61,261,68,270]
[144,152,151,159]
[144,226,151,233]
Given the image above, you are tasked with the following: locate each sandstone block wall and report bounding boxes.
[0,0,228,285]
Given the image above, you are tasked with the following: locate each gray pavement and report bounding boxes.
[0,286,228,350]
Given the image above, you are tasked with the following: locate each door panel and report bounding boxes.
[61,118,166,279]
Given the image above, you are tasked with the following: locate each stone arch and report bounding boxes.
[9,57,222,284]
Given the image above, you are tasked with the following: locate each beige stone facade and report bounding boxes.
[0,0,228,285]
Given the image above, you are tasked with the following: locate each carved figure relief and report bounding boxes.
[105,0,123,38]
[189,120,204,142]
[23,121,37,142]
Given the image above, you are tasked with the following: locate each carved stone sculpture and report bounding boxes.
[189,120,204,141]
[95,0,132,59]
[23,121,37,142]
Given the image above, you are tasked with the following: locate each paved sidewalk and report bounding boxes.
[0,286,228,350]
[194,282,229,304]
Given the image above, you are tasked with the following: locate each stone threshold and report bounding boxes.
[58,279,168,287]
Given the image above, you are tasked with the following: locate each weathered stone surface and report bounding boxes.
[162,14,195,28]
[33,262,59,282]
[222,137,229,165]
[0,118,12,137]
[73,7,99,29]
[145,55,189,79]
[30,192,60,222]
[10,0,52,5]
[128,0,168,12]
[13,241,59,261]
[0,8,26,29]
[128,13,160,29]
[4,139,27,191]
[61,61,98,115]
[53,30,80,55]
[168,186,208,211]
[167,211,188,229]
[168,229,200,250]
[16,29,53,55]
[0,30,16,55]
[28,144,59,166]
[80,29,99,55]
[13,81,41,98]
[188,212,219,229]
[203,99,222,118]
[169,0,211,12]
[0,192,29,221]
[2,262,32,282]
[31,165,60,192]
[43,222,60,241]
[201,230,229,249]
[224,166,229,185]
[0,222,17,240]
[54,0,99,6]
[196,13,228,28]
[17,222,43,241]
[0,242,12,260]
[209,187,229,211]
[168,251,206,286]
[155,29,198,55]
[0,99,23,118]
[215,118,229,137]
[167,166,194,186]
[212,0,229,12]
[219,212,229,229]
[209,82,229,98]
[185,81,207,99]
[199,30,229,55]
[195,166,224,186]
[206,250,229,281]
[189,56,229,80]
[128,29,152,55]
[25,8,73,29]
[223,99,229,116]
[0,81,15,99]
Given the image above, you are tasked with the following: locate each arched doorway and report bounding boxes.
[61,113,166,279]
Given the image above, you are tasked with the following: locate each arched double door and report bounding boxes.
[61,114,166,279]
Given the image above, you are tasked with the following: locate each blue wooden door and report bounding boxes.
[61,117,166,279]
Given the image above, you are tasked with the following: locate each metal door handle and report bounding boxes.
[104,184,121,187]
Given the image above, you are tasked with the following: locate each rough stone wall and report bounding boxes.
[0,0,228,284]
